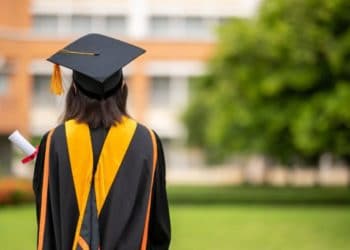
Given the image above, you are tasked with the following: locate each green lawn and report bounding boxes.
[167,186,350,205]
[1,204,350,250]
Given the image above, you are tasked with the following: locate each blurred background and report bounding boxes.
[0,0,350,249]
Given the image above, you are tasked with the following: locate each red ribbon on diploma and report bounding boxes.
[21,146,39,164]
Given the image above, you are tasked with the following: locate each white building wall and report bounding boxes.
[29,0,260,168]
[31,0,261,39]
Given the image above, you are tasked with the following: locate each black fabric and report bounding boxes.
[98,124,153,249]
[47,33,145,82]
[78,190,100,250]
[79,126,110,250]
[73,70,123,99]
[32,122,171,250]
[47,33,145,98]
[33,125,80,250]
[90,126,110,174]
[148,132,171,250]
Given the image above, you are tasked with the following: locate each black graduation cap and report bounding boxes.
[47,33,146,99]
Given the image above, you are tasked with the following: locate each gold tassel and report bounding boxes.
[50,64,64,95]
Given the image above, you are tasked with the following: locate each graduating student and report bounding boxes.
[32,33,171,250]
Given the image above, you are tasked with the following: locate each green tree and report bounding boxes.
[184,0,350,165]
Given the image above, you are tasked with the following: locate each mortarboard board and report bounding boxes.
[47,33,146,99]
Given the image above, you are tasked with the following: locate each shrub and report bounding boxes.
[0,177,35,205]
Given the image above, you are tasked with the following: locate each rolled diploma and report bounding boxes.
[8,130,36,155]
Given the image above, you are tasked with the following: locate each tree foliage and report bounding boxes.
[183,0,350,165]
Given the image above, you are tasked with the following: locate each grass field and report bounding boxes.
[0,204,350,250]
[167,186,350,205]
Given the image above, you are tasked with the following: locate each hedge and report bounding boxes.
[167,185,350,205]
[0,177,35,205]
[1,177,350,206]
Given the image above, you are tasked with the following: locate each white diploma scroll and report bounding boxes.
[8,130,36,156]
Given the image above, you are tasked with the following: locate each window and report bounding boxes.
[218,17,233,25]
[185,17,203,33]
[32,75,57,107]
[149,15,217,39]
[71,15,92,34]
[149,16,170,37]
[0,74,8,95]
[150,76,171,107]
[33,15,59,34]
[185,17,213,38]
[106,16,127,35]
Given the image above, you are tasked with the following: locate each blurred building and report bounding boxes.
[0,0,260,172]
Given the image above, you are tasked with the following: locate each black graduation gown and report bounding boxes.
[32,118,171,250]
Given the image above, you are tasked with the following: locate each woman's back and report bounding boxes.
[33,34,171,250]
[34,118,170,250]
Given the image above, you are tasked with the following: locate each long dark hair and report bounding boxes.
[62,78,129,128]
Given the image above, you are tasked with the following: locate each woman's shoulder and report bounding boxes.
[38,123,66,145]
[133,121,164,153]
[133,120,160,141]
[39,119,162,147]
